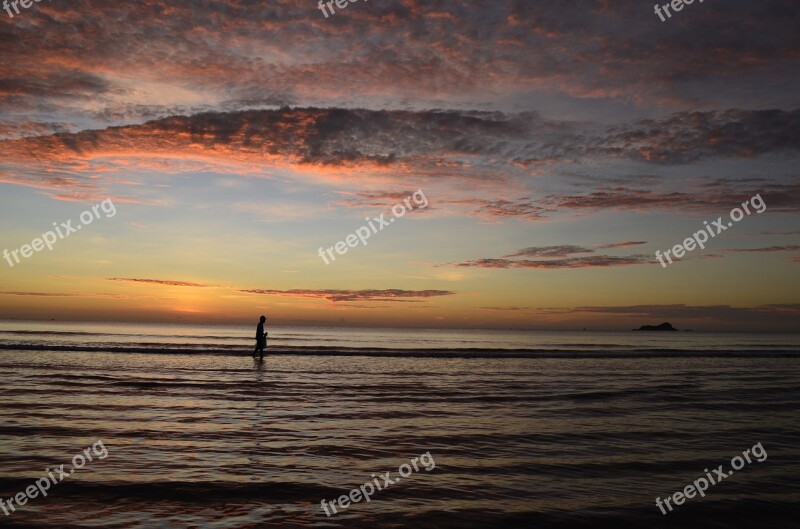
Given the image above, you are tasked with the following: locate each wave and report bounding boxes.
[0,343,798,358]
[0,477,338,501]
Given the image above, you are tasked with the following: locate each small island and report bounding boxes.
[633,322,679,331]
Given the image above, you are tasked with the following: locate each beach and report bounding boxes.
[1,323,799,528]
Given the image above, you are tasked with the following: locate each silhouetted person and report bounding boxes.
[254,315,267,359]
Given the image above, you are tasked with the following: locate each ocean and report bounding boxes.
[0,321,798,528]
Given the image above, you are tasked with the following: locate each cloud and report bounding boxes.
[4,107,798,181]
[461,240,800,269]
[456,242,653,269]
[503,245,594,258]
[101,280,457,304]
[725,245,800,253]
[596,109,800,164]
[3,108,549,165]
[478,306,537,312]
[0,108,554,201]
[455,255,651,269]
[334,190,424,204]
[2,106,798,222]
[106,278,216,287]
[543,182,800,214]
[596,241,647,249]
[447,197,549,222]
[0,0,797,130]
[238,288,456,303]
[0,119,76,140]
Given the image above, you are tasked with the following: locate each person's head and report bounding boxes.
[260,315,266,322]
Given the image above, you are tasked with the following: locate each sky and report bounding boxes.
[0,0,798,331]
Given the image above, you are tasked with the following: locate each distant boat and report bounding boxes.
[633,322,679,331]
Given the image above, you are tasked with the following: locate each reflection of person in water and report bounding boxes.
[254,315,267,360]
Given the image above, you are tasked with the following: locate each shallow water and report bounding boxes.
[1,343,799,528]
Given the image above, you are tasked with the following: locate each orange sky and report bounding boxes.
[0,1,798,331]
